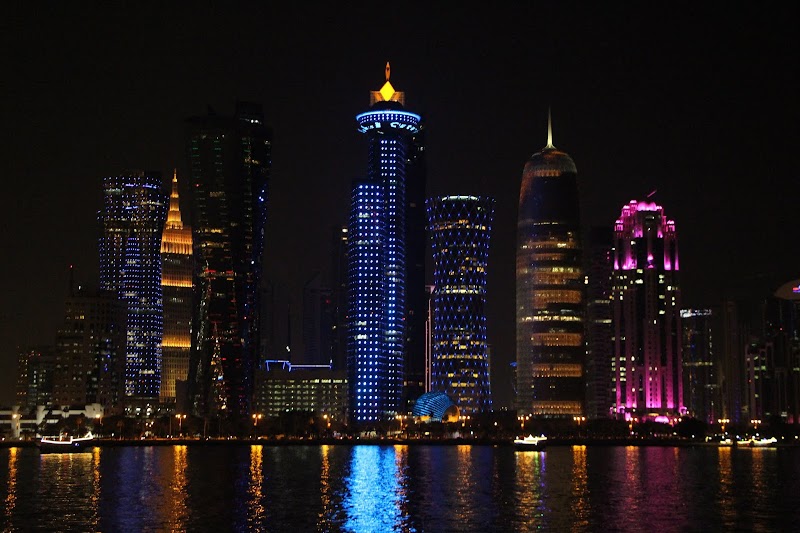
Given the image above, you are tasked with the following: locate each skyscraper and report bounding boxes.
[681,308,718,423]
[404,126,428,410]
[427,195,495,416]
[160,170,193,406]
[185,102,272,420]
[611,199,683,418]
[348,64,421,422]
[516,115,584,417]
[99,171,167,402]
[585,226,614,419]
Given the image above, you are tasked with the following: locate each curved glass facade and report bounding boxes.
[412,391,458,421]
[348,68,421,423]
[99,172,167,400]
[428,195,494,416]
[516,138,584,417]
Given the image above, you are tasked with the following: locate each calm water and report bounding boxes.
[1,444,799,532]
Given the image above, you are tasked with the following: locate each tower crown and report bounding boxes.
[370,62,405,106]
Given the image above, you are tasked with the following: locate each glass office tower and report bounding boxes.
[99,171,167,401]
[427,195,495,416]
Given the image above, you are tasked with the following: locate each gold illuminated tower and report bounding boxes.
[160,170,193,406]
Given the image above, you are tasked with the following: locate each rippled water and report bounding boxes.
[1,444,799,532]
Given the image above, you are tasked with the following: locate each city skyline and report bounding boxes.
[1,5,797,407]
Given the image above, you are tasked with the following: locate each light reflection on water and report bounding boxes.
[342,445,411,532]
[1,444,799,531]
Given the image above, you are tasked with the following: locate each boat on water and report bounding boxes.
[513,434,547,451]
[38,432,96,453]
[745,436,778,448]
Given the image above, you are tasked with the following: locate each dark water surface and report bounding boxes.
[1,444,799,532]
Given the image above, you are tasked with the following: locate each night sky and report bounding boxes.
[1,5,797,407]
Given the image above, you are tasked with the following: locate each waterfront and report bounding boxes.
[2,444,799,532]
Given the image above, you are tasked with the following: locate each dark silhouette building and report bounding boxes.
[585,226,614,419]
[516,115,584,417]
[185,102,272,420]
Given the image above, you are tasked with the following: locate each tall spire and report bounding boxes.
[385,61,391,81]
[545,107,555,149]
[166,169,183,229]
[161,169,192,255]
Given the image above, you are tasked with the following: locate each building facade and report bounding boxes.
[99,171,167,401]
[584,226,614,419]
[611,199,684,418]
[160,171,193,406]
[185,102,272,420]
[348,64,421,422]
[681,308,718,423]
[253,360,348,421]
[52,291,127,412]
[427,195,495,416]
[516,117,584,417]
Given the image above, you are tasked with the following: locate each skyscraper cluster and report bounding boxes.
[12,63,799,434]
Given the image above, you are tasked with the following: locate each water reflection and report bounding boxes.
[318,445,333,532]
[171,445,189,529]
[515,448,546,530]
[39,449,98,530]
[717,446,736,528]
[5,448,18,523]
[571,446,589,529]
[343,446,411,532]
[248,445,264,529]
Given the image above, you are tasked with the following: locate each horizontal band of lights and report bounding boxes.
[428,195,495,416]
[529,401,583,414]
[531,363,583,378]
[529,333,583,347]
[356,110,421,134]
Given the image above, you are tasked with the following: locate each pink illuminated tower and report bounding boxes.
[612,199,684,419]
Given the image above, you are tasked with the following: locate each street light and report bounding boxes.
[717,418,730,435]
[175,414,186,436]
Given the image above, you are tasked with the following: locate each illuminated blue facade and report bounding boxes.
[427,196,495,415]
[348,67,421,423]
[412,391,458,421]
[99,172,167,399]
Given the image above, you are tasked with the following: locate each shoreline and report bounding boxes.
[3,437,799,449]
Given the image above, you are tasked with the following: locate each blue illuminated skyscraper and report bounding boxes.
[99,171,167,401]
[348,64,422,422]
[427,195,495,416]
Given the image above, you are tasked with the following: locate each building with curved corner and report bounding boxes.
[348,64,422,423]
[427,195,495,416]
[412,391,459,422]
[612,199,684,419]
[516,115,584,417]
[184,102,272,420]
[99,171,167,403]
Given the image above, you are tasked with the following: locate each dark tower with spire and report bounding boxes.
[516,112,584,417]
